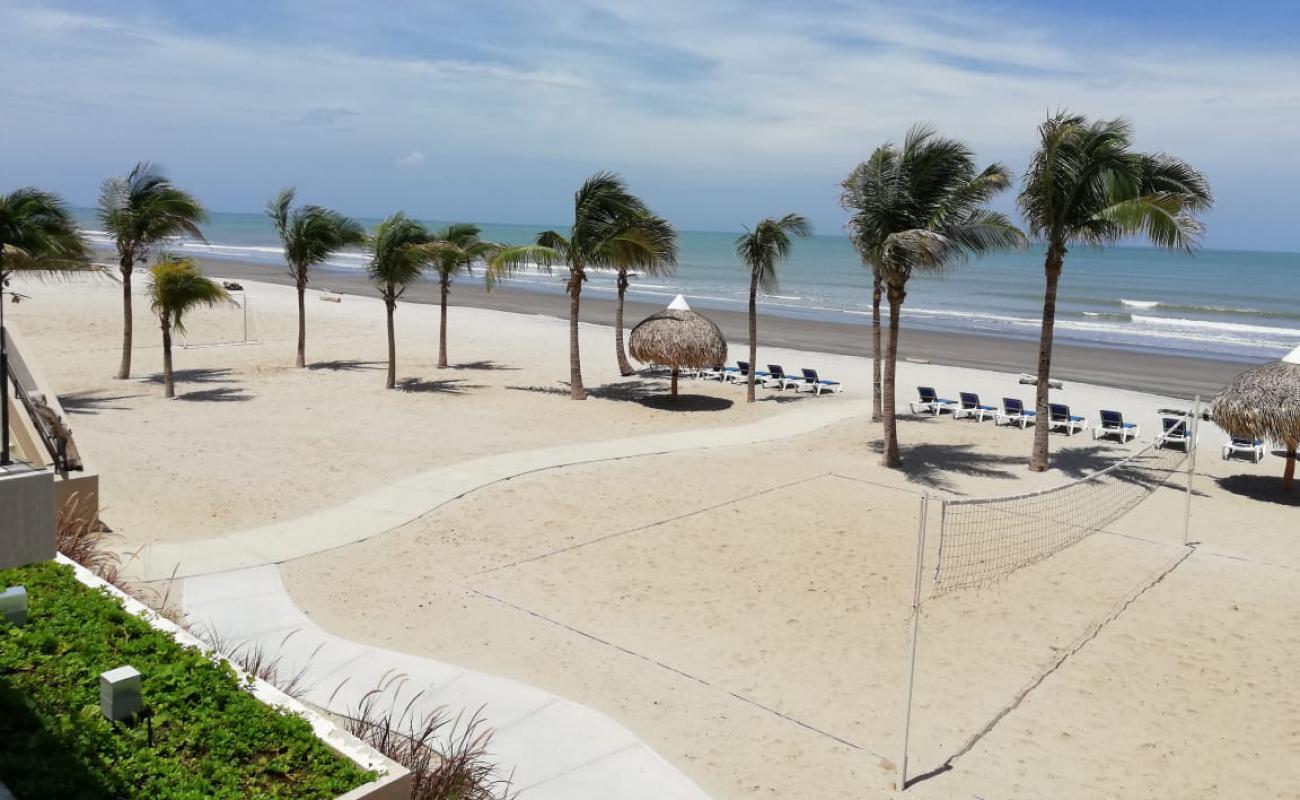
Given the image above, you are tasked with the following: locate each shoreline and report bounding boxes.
[186,255,1251,399]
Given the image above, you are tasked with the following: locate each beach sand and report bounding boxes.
[8,272,1297,798]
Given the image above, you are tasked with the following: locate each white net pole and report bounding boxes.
[897,492,929,792]
[1183,395,1200,546]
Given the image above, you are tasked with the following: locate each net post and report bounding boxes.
[1183,395,1200,546]
[897,491,929,792]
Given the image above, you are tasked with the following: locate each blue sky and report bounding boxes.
[3,0,1299,251]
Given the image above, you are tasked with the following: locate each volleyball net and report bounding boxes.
[929,428,1192,598]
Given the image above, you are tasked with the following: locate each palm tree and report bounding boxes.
[266,188,365,368]
[425,223,502,369]
[0,187,91,464]
[841,170,889,422]
[99,162,207,380]
[368,213,433,389]
[846,126,1024,468]
[488,173,677,399]
[1019,112,1212,471]
[734,215,812,403]
[147,258,231,398]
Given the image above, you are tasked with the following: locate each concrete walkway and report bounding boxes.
[183,564,708,799]
[129,397,869,582]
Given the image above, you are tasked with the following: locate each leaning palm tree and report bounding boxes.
[735,214,812,402]
[841,167,890,421]
[266,188,365,368]
[425,223,502,368]
[99,162,207,380]
[613,237,677,376]
[488,173,677,399]
[147,258,231,398]
[0,187,92,463]
[368,213,433,389]
[847,126,1024,468]
[1019,112,1212,471]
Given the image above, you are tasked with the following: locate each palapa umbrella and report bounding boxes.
[1211,343,1300,492]
[628,295,727,398]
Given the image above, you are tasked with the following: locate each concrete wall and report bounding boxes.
[0,466,56,569]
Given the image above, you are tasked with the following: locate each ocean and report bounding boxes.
[74,209,1299,363]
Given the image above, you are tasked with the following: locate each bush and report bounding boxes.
[0,561,374,799]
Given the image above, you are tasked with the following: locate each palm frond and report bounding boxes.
[367,213,433,302]
[97,161,208,263]
[485,243,561,290]
[147,257,233,334]
[734,213,811,294]
[0,187,92,278]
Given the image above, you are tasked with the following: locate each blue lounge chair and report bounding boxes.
[729,361,770,384]
[994,397,1036,428]
[1222,436,1264,463]
[1048,403,1086,435]
[910,386,957,415]
[1159,416,1193,450]
[1092,410,1140,443]
[793,368,841,395]
[955,392,996,422]
[762,364,803,391]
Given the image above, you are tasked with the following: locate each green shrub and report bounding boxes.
[0,561,374,799]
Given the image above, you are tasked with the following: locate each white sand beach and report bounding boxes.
[8,273,1298,799]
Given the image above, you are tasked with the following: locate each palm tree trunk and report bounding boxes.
[747,275,758,403]
[871,271,883,422]
[671,367,679,397]
[160,312,175,399]
[438,277,449,369]
[1030,245,1065,472]
[0,259,10,465]
[615,269,634,376]
[568,268,586,400]
[115,256,134,379]
[295,277,307,368]
[1284,444,1296,493]
[881,282,905,468]
[385,297,397,390]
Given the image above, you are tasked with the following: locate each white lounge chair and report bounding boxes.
[910,386,957,415]
[1159,416,1194,450]
[994,397,1035,428]
[1222,436,1265,463]
[792,368,841,395]
[762,364,803,391]
[1048,403,1086,435]
[954,392,996,422]
[1092,409,1140,443]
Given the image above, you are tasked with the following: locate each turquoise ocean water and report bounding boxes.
[74,210,1298,362]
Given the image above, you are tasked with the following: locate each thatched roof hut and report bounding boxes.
[1211,344,1300,492]
[629,295,727,397]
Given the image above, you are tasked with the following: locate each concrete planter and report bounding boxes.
[59,555,412,800]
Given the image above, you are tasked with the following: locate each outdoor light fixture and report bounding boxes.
[100,666,144,722]
[0,586,26,626]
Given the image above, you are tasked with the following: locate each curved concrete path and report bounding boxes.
[129,398,869,582]
[183,565,708,800]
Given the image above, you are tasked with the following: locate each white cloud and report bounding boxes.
[394,151,426,169]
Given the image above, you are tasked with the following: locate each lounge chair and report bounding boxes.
[728,361,769,384]
[697,365,726,381]
[792,368,842,395]
[910,386,957,415]
[1048,403,1086,435]
[994,397,1036,428]
[1222,436,1265,463]
[762,364,803,391]
[1159,416,1193,450]
[954,392,996,422]
[1092,410,1140,443]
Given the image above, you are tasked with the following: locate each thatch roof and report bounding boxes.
[628,295,727,369]
[1211,344,1300,447]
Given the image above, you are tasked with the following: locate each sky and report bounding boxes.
[2,0,1299,251]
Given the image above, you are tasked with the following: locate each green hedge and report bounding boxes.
[0,561,373,799]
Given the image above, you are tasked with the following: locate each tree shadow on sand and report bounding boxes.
[396,378,484,394]
[308,360,386,372]
[175,386,253,403]
[59,390,143,415]
[449,360,517,371]
[508,380,734,412]
[142,367,236,385]
[868,440,1024,494]
[1214,474,1300,507]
